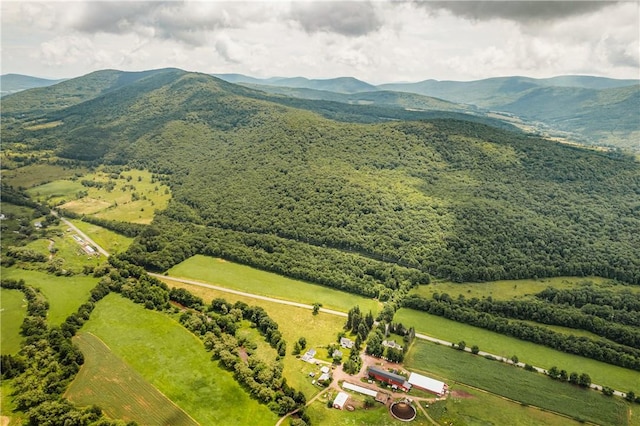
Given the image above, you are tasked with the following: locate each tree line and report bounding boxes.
[403,294,640,370]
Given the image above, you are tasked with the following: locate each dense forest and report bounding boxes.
[2,69,639,295]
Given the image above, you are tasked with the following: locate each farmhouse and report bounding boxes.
[333,392,349,409]
[382,340,403,351]
[408,372,448,396]
[340,337,354,349]
[367,366,411,391]
[301,348,316,363]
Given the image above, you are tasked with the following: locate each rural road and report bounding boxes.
[66,215,626,399]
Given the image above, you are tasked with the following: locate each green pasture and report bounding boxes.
[167,255,380,314]
[429,384,582,426]
[413,276,639,300]
[395,308,639,393]
[26,180,85,206]
[304,390,431,426]
[1,288,27,355]
[0,202,38,248]
[68,219,133,254]
[406,339,629,426]
[162,277,347,398]
[81,293,278,425]
[1,163,84,189]
[26,168,170,224]
[66,332,197,426]
[1,267,97,325]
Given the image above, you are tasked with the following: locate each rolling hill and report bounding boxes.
[2,69,639,292]
[0,74,66,97]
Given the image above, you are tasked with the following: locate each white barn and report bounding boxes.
[408,372,447,396]
[333,392,349,409]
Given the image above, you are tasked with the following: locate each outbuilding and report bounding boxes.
[407,372,447,396]
[333,392,349,409]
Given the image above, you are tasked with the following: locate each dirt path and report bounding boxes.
[154,274,348,318]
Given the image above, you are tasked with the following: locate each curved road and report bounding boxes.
[63,211,626,399]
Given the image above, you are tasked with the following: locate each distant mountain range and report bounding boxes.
[0,74,66,97]
[3,71,639,150]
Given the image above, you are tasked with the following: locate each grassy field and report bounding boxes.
[66,332,198,426]
[0,288,27,355]
[161,277,348,398]
[68,219,133,254]
[1,380,25,426]
[81,293,278,425]
[1,163,85,189]
[428,384,583,426]
[395,308,639,393]
[167,255,380,314]
[1,267,97,325]
[413,276,640,300]
[304,390,432,425]
[406,339,630,426]
[26,168,170,224]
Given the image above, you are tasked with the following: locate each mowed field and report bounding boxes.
[406,339,631,426]
[412,276,640,300]
[26,168,170,224]
[0,288,27,355]
[81,293,278,425]
[66,332,198,426]
[68,219,133,255]
[1,267,98,325]
[167,255,380,314]
[161,277,347,398]
[395,308,639,393]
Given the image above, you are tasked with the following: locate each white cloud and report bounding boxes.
[1,0,638,81]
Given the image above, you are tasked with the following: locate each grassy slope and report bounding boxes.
[0,288,27,355]
[167,255,380,314]
[66,332,197,426]
[0,163,85,189]
[412,276,640,301]
[1,267,97,325]
[396,308,639,393]
[406,339,629,426]
[82,293,278,426]
[161,277,347,399]
[26,169,170,224]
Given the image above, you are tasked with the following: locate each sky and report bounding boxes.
[1,1,639,84]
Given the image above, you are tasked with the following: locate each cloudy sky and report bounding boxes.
[2,1,639,83]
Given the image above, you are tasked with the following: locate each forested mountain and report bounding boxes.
[215,73,640,149]
[214,74,377,93]
[3,69,639,293]
[0,74,66,97]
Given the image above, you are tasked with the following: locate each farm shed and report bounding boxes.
[367,366,411,391]
[342,382,377,397]
[333,392,349,409]
[408,372,447,396]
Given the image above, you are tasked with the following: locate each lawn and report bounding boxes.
[81,293,278,426]
[167,255,380,314]
[68,219,133,254]
[161,277,348,398]
[1,267,98,325]
[66,332,198,426]
[1,288,27,355]
[405,339,630,426]
[412,276,640,300]
[395,308,639,393]
[304,390,432,426]
[428,384,583,426]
